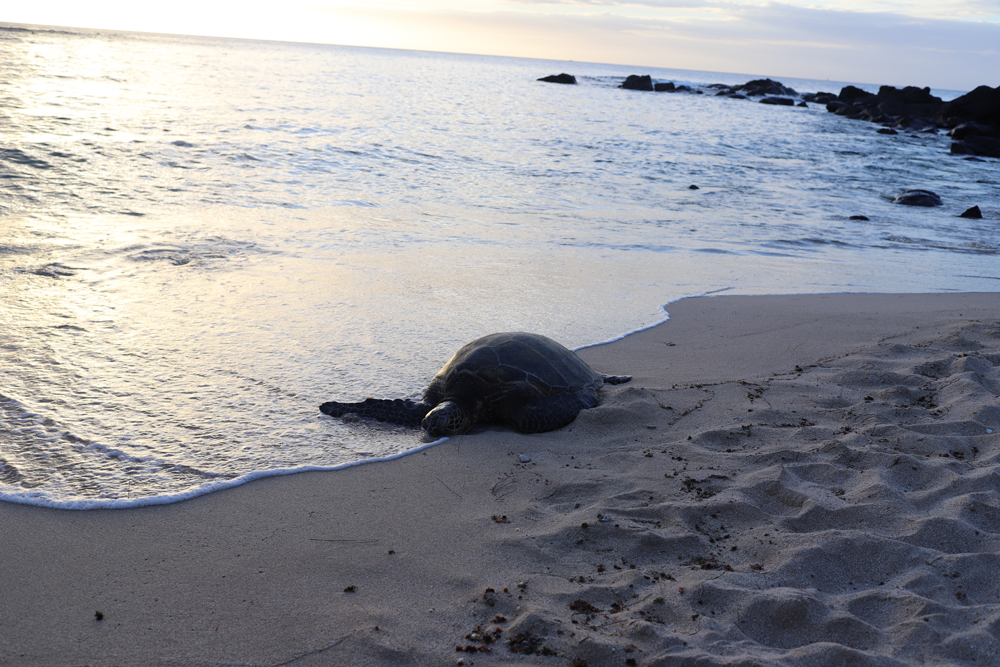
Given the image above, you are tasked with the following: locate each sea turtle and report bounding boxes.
[319,332,631,437]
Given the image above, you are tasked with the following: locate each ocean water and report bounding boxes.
[1,24,997,509]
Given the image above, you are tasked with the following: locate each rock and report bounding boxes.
[896,116,938,132]
[901,86,940,105]
[760,97,794,106]
[824,81,1000,161]
[797,102,808,108]
[803,92,837,104]
[950,135,1000,158]
[849,215,870,221]
[877,85,942,111]
[838,85,876,105]
[654,82,676,92]
[620,75,653,91]
[735,78,797,97]
[940,85,1000,128]
[831,84,945,126]
[959,206,983,219]
[877,128,899,135]
[893,88,943,121]
[950,121,997,140]
[689,185,700,190]
[834,104,863,117]
[878,100,906,116]
[892,189,942,207]
[859,109,890,124]
[676,85,693,93]
[538,73,576,84]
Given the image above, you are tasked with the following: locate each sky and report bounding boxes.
[6,1,1000,91]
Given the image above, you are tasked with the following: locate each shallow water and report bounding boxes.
[1,24,998,508]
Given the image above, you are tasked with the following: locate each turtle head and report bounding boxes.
[422,400,475,437]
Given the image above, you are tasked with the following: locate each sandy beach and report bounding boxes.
[3,292,999,667]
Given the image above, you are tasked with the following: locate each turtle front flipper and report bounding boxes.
[507,390,597,434]
[601,374,632,385]
[319,398,431,427]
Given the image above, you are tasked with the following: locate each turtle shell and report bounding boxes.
[319,331,628,436]
[425,332,603,403]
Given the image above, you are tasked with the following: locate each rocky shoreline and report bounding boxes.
[817,83,1000,159]
[538,73,1000,159]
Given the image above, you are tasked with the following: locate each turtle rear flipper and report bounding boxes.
[319,398,430,427]
[507,390,596,433]
[601,374,632,385]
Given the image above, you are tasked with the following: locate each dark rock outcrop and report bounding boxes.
[803,92,838,104]
[760,97,795,106]
[538,73,577,85]
[944,90,1000,157]
[959,206,983,219]
[832,103,864,117]
[581,70,998,159]
[702,79,805,106]
[941,85,1000,128]
[620,75,654,91]
[838,86,876,105]
[892,189,943,207]
[951,135,1000,158]
[950,121,997,140]
[835,85,943,123]
[896,116,938,132]
[734,78,798,97]
[876,85,943,117]
[822,82,1000,158]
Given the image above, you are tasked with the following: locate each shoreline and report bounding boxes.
[0,293,670,512]
[3,289,967,511]
[3,292,999,666]
[0,291,812,511]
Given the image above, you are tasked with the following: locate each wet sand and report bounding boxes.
[3,292,999,666]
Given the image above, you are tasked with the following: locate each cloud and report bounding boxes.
[504,0,1000,19]
[506,0,714,6]
[926,0,1000,18]
[329,1,999,90]
[959,0,1000,17]
[675,3,1000,88]
[710,2,1000,58]
[8,1,997,90]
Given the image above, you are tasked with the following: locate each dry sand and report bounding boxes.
[2,292,1000,667]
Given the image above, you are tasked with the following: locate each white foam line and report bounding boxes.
[3,289,736,511]
[572,287,735,352]
[0,435,450,511]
